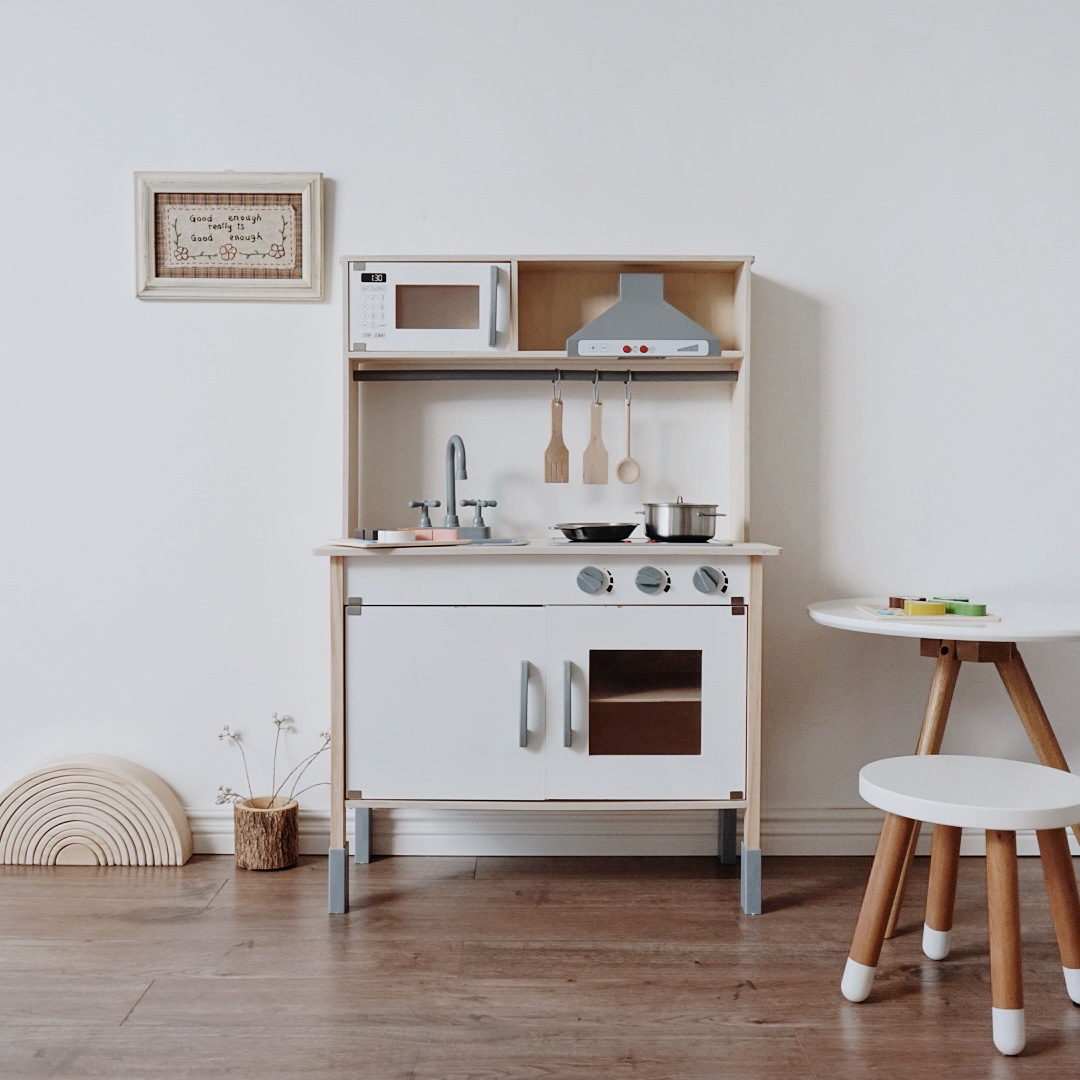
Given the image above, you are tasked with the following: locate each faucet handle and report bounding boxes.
[460,498,497,527]
[407,499,441,528]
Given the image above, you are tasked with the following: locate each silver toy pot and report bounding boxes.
[639,497,725,542]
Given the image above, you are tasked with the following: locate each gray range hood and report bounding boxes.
[567,274,720,358]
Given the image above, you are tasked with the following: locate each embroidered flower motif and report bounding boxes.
[173,246,189,261]
[269,243,285,259]
[219,244,238,261]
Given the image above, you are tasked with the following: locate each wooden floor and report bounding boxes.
[1,854,1079,1078]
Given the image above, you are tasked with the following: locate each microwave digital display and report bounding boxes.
[360,272,386,283]
[396,285,479,330]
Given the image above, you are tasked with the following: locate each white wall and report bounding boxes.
[3,0,1080,855]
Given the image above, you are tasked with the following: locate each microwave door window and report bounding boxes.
[396,285,480,330]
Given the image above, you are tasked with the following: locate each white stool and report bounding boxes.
[841,755,1080,1056]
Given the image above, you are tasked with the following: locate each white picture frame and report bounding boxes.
[134,171,324,300]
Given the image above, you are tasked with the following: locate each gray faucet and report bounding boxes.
[443,435,467,527]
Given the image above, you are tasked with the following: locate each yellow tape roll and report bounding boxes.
[903,600,947,616]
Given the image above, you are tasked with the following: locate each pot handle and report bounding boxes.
[695,510,727,518]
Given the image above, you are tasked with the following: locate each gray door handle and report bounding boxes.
[487,265,499,346]
[563,660,573,747]
[519,660,529,748]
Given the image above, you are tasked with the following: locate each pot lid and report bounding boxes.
[643,496,718,508]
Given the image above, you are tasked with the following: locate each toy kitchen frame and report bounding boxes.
[317,255,779,916]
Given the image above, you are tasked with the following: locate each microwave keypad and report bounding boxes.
[356,280,388,341]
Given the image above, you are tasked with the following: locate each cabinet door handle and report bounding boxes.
[519,660,529,748]
[487,265,499,346]
[563,660,573,748]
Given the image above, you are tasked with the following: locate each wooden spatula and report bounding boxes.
[582,397,608,485]
[544,399,569,483]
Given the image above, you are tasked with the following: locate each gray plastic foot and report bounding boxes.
[353,807,372,864]
[740,843,762,915]
[328,846,350,915]
[718,809,737,865]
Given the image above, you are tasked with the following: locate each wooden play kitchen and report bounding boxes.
[317,256,779,916]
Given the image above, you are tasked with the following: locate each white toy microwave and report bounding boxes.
[347,261,511,352]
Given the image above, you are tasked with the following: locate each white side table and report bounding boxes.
[807,598,1080,936]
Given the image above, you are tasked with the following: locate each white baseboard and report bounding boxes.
[186,806,1080,858]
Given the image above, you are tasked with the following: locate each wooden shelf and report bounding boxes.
[590,688,703,704]
[350,351,742,370]
[516,259,748,353]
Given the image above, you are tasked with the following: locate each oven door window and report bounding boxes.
[588,649,702,756]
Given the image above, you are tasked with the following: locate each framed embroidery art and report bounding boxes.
[134,172,324,299]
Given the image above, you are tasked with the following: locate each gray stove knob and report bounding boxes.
[693,566,729,594]
[635,566,670,595]
[577,565,613,594]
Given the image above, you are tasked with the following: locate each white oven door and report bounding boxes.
[544,606,747,800]
[348,261,510,352]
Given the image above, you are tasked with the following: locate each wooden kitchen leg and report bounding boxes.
[354,806,372,864]
[740,556,764,915]
[995,648,1080,847]
[986,829,1025,1055]
[328,556,350,915]
[884,641,962,938]
[1036,827,1080,1004]
[718,809,737,865]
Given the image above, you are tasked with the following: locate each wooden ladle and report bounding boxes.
[615,375,640,484]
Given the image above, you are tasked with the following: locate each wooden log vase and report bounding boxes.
[233,796,298,870]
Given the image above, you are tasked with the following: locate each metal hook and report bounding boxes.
[552,370,562,402]
[593,370,600,403]
[624,370,633,403]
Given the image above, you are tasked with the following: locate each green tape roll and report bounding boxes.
[947,601,986,617]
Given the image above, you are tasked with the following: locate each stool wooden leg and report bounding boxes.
[923,824,962,960]
[885,643,962,938]
[1036,827,1080,1004]
[986,829,1025,1055]
[842,813,916,1002]
[995,648,1080,849]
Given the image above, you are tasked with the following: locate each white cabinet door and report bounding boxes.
[346,607,545,799]
[544,606,747,800]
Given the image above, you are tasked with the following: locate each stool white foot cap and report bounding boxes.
[1064,966,1080,1005]
[992,1007,1025,1056]
[922,924,951,961]
[841,957,876,1002]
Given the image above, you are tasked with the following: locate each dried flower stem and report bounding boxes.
[218,717,327,809]
[217,726,254,803]
[274,732,331,803]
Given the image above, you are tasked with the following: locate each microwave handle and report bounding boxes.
[487,265,499,347]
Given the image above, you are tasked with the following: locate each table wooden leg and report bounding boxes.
[995,647,1080,847]
[884,641,962,938]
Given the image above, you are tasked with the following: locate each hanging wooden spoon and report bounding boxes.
[615,374,640,484]
[544,376,569,483]
[582,374,608,484]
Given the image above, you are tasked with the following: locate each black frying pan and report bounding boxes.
[550,522,638,542]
